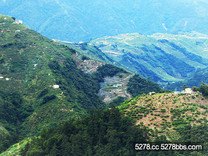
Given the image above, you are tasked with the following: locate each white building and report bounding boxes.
[15,20,23,24]
[149,92,155,95]
[185,88,192,94]
[181,88,193,94]
[113,84,122,87]
[53,85,59,89]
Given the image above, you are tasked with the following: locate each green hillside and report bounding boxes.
[8,93,208,156]
[0,15,164,154]
[127,74,163,97]
[167,67,208,90]
[0,138,30,156]
[118,92,208,141]
[19,108,149,156]
[187,68,208,86]
[0,15,105,152]
[87,33,208,85]
[117,91,208,155]
[60,41,117,65]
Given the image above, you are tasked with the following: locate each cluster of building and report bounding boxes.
[0,76,10,81]
[174,88,197,95]
[148,88,199,96]
[13,20,23,24]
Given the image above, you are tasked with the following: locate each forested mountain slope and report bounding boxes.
[5,99,208,156]
[88,33,208,85]
[0,14,105,151]
[0,15,163,153]
[167,67,208,90]
[118,92,208,156]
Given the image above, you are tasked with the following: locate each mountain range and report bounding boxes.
[65,32,208,90]
[1,1,208,154]
[1,0,208,42]
[0,15,163,153]
[0,14,207,155]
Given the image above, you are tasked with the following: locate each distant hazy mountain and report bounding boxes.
[83,32,208,84]
[1,0,208,42]
[166,67,208,90]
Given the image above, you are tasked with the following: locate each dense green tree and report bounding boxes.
[183,84,188,90]
[108,97,125,107]
[200,83,208,96]
[127,74,163,97]
[192,86,200,92]
[93,64,127,82]
[21,108,149,156]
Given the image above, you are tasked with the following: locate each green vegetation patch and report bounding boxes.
[127,74,163,97]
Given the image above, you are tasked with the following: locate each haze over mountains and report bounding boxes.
[65,32,208,90]
[1,0,208,42]
[1,0,208,154]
